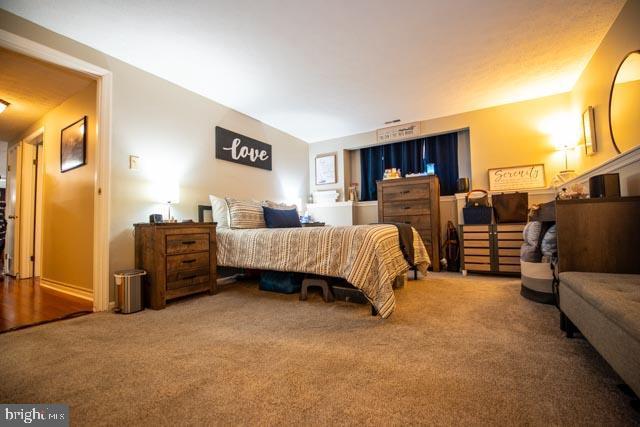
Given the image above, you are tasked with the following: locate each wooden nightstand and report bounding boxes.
[134,222,217,309]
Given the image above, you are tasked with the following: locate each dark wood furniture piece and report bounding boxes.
[460,223,525,276]
[376,175,441,271]
[301,222,325,227]
[134,222,217,309]
[556,197,640,274]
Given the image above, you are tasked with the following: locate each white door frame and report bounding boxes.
[0,29,112,312]
[5,142,22,277]
[18,128,43,279]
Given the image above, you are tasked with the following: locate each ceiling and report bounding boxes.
[0,0,626,142]
[0,47,94,142]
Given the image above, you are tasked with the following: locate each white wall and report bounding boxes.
[0,10,310,301]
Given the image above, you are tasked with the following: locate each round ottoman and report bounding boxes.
[520,260,555,304]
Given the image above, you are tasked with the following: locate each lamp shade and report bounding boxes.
[154,180,179,204]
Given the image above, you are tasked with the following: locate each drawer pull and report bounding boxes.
[401,190,410,194]
[181,240,197,245]
[405,221,411,224]
[182,259,196,264]
[403,206,411,210]
[181,274,197,280]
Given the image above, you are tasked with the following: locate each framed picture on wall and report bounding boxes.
[60,116,87,173]
[582,106,597,156]
[315,153,337,185]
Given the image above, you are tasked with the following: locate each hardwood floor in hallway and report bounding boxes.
[0,276,93,333]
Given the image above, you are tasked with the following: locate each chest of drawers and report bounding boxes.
[377,176,441,271]
[134,223,217,309]
[460,223,524,276]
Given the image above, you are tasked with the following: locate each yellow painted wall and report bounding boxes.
[570,0,640,171]
[42,82,96,291]
[311,92,573,191]
[13,82,96,291]
[312,0,640,195]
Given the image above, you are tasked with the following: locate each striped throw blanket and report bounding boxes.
[217,225,431,318]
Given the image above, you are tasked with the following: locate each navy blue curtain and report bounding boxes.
[360,132,459,201]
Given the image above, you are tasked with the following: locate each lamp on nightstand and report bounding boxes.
[158,181,180,222]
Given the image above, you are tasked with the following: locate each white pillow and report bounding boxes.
[209,195,230,228]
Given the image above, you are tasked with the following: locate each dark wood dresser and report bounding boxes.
[460,223,525,276]
[556,197,640,273]
[134,223,217,309]
[377,175,441,271]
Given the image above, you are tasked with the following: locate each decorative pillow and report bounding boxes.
[540,225,557,257]
[225,198,266,229]
[263,206,301,228]
[209,195,230,228]
[522,221,542,247]
[263,200,298,211]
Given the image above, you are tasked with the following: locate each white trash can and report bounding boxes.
[114,269,146,314]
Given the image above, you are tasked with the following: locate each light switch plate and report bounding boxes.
[129,155,139,170]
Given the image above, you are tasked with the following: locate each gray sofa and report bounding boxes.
[559,272,640,397]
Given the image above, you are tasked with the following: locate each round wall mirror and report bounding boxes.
[609,50,640,154]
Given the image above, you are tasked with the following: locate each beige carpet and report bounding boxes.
[1,273,638,426]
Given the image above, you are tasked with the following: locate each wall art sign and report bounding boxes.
[376,122,421,144]
[215,126,272,171]
[488,164,546,191]
[315,153,337,185]
[60,116,87,173]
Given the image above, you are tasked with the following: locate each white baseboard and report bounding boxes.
[40,278,94,302]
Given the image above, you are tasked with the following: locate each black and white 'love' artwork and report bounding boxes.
[215,126,272,171]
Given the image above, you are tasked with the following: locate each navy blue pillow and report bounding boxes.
[263,206,302,228]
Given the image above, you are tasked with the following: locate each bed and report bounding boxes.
[198,205,431,318]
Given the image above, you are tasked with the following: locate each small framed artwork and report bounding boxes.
[582,106,597,156]
[315,153,337,185]
[60,116,87,173]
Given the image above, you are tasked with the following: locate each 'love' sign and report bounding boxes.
[215,127,272,171]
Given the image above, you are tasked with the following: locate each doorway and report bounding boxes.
[1,128,92,334]
[4,129,43,279]
[0,44,103,331]
[0,29,112,313]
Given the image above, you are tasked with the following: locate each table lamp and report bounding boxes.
[159,181,180,222]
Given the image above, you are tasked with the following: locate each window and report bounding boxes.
[359,132,459,201]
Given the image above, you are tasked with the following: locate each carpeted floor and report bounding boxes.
[1,273,638,425]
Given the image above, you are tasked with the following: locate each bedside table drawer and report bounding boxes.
[167,251,210,273]
[167,271,210,290]
[166,233,210,255]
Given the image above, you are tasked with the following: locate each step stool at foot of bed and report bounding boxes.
[300,278,334,303]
